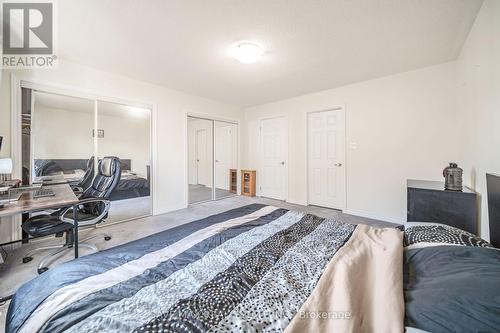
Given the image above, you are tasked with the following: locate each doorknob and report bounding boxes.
[334,163,343,167]
[280,161,285,165]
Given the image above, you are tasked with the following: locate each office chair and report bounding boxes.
[34,160,63,177]
[21,156,121,274]
[71,156,95,196]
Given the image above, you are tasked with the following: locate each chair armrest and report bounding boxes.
[72,186,84,196]
[78,198,111,205]
[60,198,111,226]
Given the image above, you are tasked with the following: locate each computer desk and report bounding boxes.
[0,184,81,303]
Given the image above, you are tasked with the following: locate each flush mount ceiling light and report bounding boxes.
[230,41,263,64]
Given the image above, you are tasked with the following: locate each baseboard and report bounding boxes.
[342,208,402,225]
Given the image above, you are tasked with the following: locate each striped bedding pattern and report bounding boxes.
[6,204,404,333]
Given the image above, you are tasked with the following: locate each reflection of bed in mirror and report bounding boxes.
[34,158,150,201]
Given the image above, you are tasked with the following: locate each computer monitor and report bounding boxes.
[486,173,500,248]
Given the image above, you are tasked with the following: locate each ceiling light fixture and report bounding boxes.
[230,41,263,64]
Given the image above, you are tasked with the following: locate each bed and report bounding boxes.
[5,204,500,333]
[34,158,150,201]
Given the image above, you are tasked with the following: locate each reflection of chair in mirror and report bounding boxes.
[34,160,63,176]
[71,156,95,196]
[21,156,121,274]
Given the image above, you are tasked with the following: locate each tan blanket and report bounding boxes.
[285,224,404,333]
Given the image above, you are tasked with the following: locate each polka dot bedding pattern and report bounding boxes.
[133,215,355,333]
[403,224,494,249]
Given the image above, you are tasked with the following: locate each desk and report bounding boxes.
[0,184,80,304]
[0,184,80,256]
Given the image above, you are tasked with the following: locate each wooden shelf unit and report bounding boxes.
[229,169,237,194]
[241,170,256,197]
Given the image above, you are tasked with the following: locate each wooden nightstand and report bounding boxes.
[407,179,478,234]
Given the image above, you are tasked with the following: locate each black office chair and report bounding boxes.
[34,160,63,176]
[22,156,121,274]
[71,156,95,195]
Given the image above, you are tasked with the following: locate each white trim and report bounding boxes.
[9,73,23,244]
[10,73,22,180]
[151,104,159,215]
[93,100,99,179]
[343,208,401,225]
[20,80,152,110]
[258,114,289,201]
[184,111,190,206]
[29,92,36,182]
[305,106,347,211]
[187,111,239,125]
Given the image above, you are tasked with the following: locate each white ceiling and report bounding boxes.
[58,0,483,107]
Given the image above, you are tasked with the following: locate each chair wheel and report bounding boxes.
[104,236,111,241]
[37,267,49,274]
[22,256,33,264]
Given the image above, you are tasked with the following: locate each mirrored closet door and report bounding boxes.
[188,116,237,204]
[97,101,151,222]
[24,89,152,225]
[31,92,95,184]
[188,117,214,204]
[214,121,238,200]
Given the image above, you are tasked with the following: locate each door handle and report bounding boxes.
[280,161,285,165]
[334,163,343,167]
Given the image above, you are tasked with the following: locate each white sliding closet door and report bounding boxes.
[308,109,345,209]
[196,129,210,186]
[215,123,235,191]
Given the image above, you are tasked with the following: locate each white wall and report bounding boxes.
[33,107,94,160]
[456,0,500,240]
[0,59,242,243]
[243,62,459,223]
[33,106,151,177]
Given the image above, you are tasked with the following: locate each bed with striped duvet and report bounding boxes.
[6,204,404,333]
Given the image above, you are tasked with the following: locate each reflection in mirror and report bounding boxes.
[97,101,152,223]
[188,117,214,204]
[32,92,94,183]
[214,121,238,200]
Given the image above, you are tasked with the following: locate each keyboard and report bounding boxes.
[33,188,55,199]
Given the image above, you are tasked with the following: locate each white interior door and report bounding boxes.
[215,124,233,190]
[308,109,345,209]
[260,117,287,200]
[196,129,209,186]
